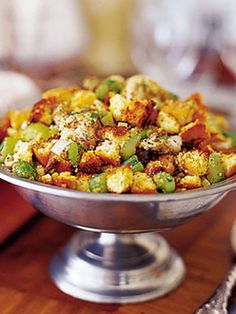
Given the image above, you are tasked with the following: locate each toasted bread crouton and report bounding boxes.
[79,152,103,174]
[145,155,175,176]
[123,75,175,101]
[181,119,209,144]
[76,173,92,192]
[33,141,55,166]
[131,172,156,194]
[13,140,33,163]
[8,108,31,130]
[109,94,149,126]
[71,90,96,109]
[95,140,120,166]
[41,174,53,185]
[30,97,58,126]
[177,150,208,176]
[98,126,130,147]
[42,87,74,103]
[140,134,182,154]
[177,175,202,189]
[221,154,236,177]
[52,172,77,189]
[45,152,72,173]
[161,99,198,126]
[157,111,180,134]
[107,166,133,193]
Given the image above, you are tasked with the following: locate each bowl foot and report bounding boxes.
[49,231,185,304]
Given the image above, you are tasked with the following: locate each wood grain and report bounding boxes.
[0,182,236,313]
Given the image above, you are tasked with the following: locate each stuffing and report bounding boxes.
[76,173,92,192]
[30,97,57,126]
[123,74,176,101]
[161,99,198,126]
[52,172,77,189]
[79,152,103,174]
[98,126,130,147]
[13,140,33,163]
[1,74,236,194]
[32,141,55,166]
[177,175,202,189]
[177,150,208,176]
[8,108,31,130]
[107,166,133,193]
[145,155,175,176]
[41,174,53,185]
[181,119,209,144]
[71,90,96,109]
[95,140,120,166]
[130,172,156,194]
[140,134,182,154]
[157,111,180,134]
[42,87,75,103]
[221,154,236,177]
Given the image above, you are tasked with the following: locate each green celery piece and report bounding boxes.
[95,79,124,101]
[121,134,141,161]
[21,123,51,141]
[122,155,144,172]
[153,172,175,193]
[0,137,19,163]
[13,161,37,179]
[68,142,80,163]
[89,173,107,193]
[100,111,115,126]
[207,152,226,183]
[222,130,236,146]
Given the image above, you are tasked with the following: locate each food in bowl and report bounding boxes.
[0,74,236,194]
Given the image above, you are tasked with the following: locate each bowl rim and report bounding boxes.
[0,166,236,202]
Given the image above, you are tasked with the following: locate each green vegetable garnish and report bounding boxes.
[95,79,124,101]
[89,173,108,193]
[122,155,144,172]
[207,152,226,183]
[99,111,115,126]
[0,137,19,163]
[121,134,141,160]
[153,172,175,193]
[20,123,51,141]
[222,130,236,146]
[13,161,37,179]
[68,142,81,164]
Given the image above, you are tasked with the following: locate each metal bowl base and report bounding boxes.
[49,231,185,304]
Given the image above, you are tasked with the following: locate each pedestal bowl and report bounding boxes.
[1,167,235,304]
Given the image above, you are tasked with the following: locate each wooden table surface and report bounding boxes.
[0,181,236,314]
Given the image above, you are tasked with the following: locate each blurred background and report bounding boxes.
[0,0,236,113]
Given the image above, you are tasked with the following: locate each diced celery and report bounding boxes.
[0,137,19,163]
[153,172,175,193]
[122,155,144,172]
[68,142,80,163]
[222,130,236,146]
[89,173,107,193]
[99,111,115,126]
[96,79,124,101]
[207,152,226,183]
[121,134,141,160]
[13,160,37,179]
[21,123,51,141]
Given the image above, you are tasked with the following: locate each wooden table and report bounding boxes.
[0,181,236,314]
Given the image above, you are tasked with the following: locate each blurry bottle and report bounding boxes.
[81,0,134,75]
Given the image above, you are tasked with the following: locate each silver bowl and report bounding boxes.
[1,166,236,304]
